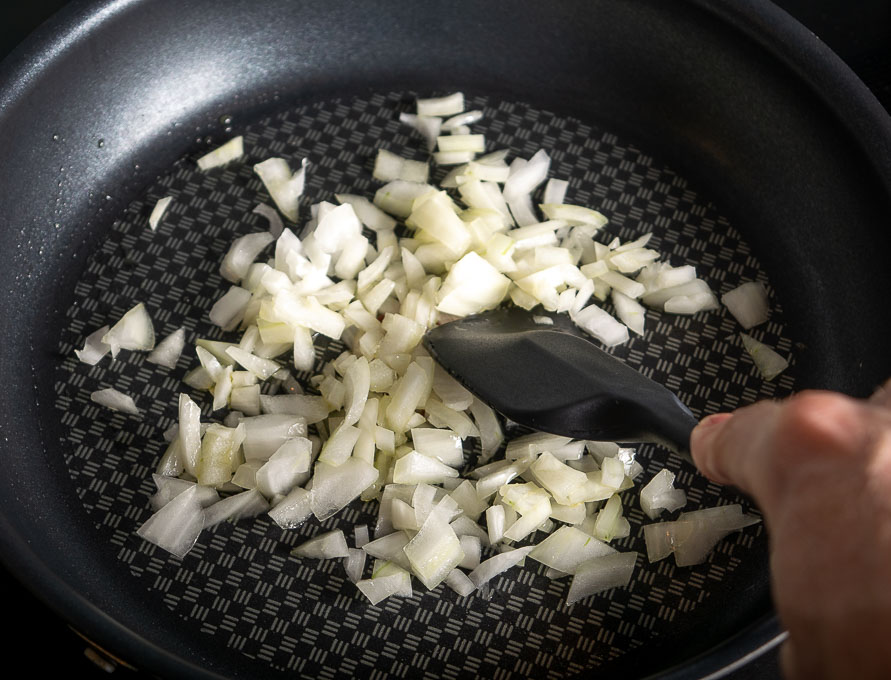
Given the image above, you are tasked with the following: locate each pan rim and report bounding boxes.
[1,0,888,677]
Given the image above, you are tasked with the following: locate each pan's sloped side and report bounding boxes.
[0,1,889,679]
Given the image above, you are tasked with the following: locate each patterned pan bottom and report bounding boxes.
[53,91,795,678]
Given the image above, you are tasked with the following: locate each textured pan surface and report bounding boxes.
[54,91,789,678]
[2,1,891,679]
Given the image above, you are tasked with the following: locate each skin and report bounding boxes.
[690,383,891,680]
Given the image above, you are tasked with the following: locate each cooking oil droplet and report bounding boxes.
[52,134,59,141]
[219,114,233,126]
[97,138,105,148]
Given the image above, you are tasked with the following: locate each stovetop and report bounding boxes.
[1,1,888,678]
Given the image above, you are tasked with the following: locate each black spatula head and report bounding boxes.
[423,306,699,462]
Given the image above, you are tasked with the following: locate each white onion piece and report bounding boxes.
[640,468,687,520]
[317,424,360,467]
[417,92,464,117]
[240,414,307,461]
[204,489,270,529]
[149,474,219,512]
[292,529,350,559]
[740,333,789,380]
[373,180,435,219]
[356,569,413,605]
[540,203,608,229]
[436,252,511,317]
[411,428,464,467]
[146,327,186,368]
[643,505,761,565]
[362,531,412,571]
[542,178,569,206]
[467,399,503,464]
[225,346,280,380]
[102,302,155,357]
[268,486,313,529]
[398,113,442,152]
[209,286,252,331]
[572,303,629,347]
[505,432,572,460]
[259,394,329,423]
[197,136,244,171]
[437,134,485,154]
[74,325,111,365]
[220,232,275,284]
[253,157,306,222]
[253,203,284,238]
[722,281,770,330]
[310,458,379,520]
[528,525,616,574]
[91,387,139,415]
[256,437,313,497]
[404,513,464,590]
[444,568,476,596]
[458,535,482,570]
[136,485,205,558]
[468,546,534,589]
[149,196,172,231]
[441,109,483,130]
[344,548,367,583]
[565,551,638,605]
[392,451,459,485]
[611,290,646,336]
[373,149,429,183]
[431,366,475,411]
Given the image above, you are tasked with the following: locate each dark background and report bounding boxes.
[0,1,889,678]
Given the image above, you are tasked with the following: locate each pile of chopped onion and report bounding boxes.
[76,93,768,607]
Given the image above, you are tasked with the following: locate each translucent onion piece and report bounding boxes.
[639,468,687,520]
[146,327,186,368]
[204,489,270,529]
[74,325,111,365]
[572,303,629,347]
[291,529,350,559]
[528,525,616,574]
[253,202,284,238]
[148,196,172,231]
[220,232,275,284]
[91,387,139,415]
[136,485,205,558]
[467,546,533,589]
[253,157,307,222]
[722,281,769,329]
[310,458,379,520]
[403,513,464,590]
[268,486,313,529]
[196,136,244,171]
[344,548,367,583]
[356,569,413,605]
[565,551,638,605]
[102,302,155,357]
[416,92,464,117]
[740,333,789,380]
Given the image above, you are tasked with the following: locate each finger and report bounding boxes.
[869,377,891,409]
[689,400,783,494]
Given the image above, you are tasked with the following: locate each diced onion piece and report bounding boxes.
[256,437,313,497]
[268,486,313,529]
[444,568,476,596]
[398,113,442,152]
[335,193,397,232]
[467,546,534,589]
[611,290,646,336]
[253,157,307,222]
[253,203,284,238]
[640,468,687,520]
[441,109,483,131]
[572,303,629,347]
[203,489,270,529]
[90,387,140,415]
[411,428,464,467]
[565,551,638,605]
[436,251,511,316]
[102,302,155,357]
[542,178,569,206]
[643,504,761,566]
[240,414,307,461]
[528,525,616,574]
[292,529,350,559]
[149,196,172,231]
[373,149,429,183]
[540,203,608,229]
[437,134,485,154]
[197,136,244,171]
[220,232,275,284]
[404,513,465,590]
[310,458,379,520]
[417,92,464,117]
[722,282,770,329]
[467,399,503,464]
[136,485,205,558]
[356,569,413,605]
[392,451,459,485]
[146,327,186,368]
[344,548,367,583]
[740,333,789,380]
[210,286,252,330]
[74,325,111,365]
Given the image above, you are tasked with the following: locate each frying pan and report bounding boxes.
[1,1,890,678]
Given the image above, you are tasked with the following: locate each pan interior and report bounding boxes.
[51,90,792,679]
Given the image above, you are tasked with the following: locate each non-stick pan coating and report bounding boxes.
[2,1,891,679]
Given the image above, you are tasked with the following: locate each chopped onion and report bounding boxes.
[565,551,638,605]
[417,92,465,117]
[292,529,350,559]
[146,327,186,368]
[149,196,172,231]
[204,489,270,529]
[722,282,769,329]
[90,387,139,415]
[356,569,413,605]
[197,136,244,171]
[572,303,629,347]
[740,333,789,380]
[136,485,205,558]
[75,325,111,365]
[102,302,155,358]
[253,157,307,222]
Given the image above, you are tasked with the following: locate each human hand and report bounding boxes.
[690,385,891,680]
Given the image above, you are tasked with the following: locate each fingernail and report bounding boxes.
[697,413,733,430]
[690,413,733,479]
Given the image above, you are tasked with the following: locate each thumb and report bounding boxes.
[689,401,782,494]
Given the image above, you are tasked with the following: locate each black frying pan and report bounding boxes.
[1,1,890,679]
